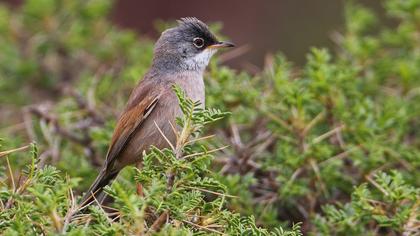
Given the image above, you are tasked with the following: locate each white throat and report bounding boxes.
[183,49,217,71]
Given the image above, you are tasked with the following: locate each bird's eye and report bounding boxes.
[193,37,205,48]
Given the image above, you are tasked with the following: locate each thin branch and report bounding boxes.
[185,134,216,145]
[365,175,389,196]
[182,146,229,159]
[5,156,15,192]
[303,110,325,135]
[263,111,293,132]
[168,121,179,140]
[181,186,238,198]
[146,210,169,235]
[182,220,226,235]
[312,125,345,144]
[0,145,31,158]
[154,121,175,150]
[309,158,328,196]
[319,147,356,166]
[62,185,77,233]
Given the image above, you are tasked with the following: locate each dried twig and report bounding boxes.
[154,121,175,150]
[147,210,169,234]
[181,186,238,198]
[182,219,226,235]
[0,145,31,158]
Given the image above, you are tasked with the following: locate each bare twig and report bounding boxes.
[182,145,229,159]
[365,175,389,196]
[62,185,78,233]
[185,134,216,145]
[182,220,226,235]
[154,121,175,151]
[312,125,345,144]
[319,147,357,166]
[181,186,238,198]
[5,156,15,192]
[302,110,325,135]
[0,145,31,158]
[147,210,169,234]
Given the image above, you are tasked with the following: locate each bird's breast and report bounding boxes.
[172,71,205,106]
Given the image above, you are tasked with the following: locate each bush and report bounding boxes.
[0,87,302,235]
[0,0,419,235]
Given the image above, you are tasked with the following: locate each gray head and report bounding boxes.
[151,17,234,73]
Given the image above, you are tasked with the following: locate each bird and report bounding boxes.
[80,17,234,207]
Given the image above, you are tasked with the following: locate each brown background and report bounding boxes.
[2,0,384,68]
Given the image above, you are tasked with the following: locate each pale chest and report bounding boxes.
[172,72,205,106]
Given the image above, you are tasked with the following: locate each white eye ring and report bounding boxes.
[193,37,205,48]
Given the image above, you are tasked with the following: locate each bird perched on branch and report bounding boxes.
[80,17,234,207]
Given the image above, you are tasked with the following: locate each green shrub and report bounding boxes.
[0,87,301,235]
[314,171,419,235]
[0,0,419,235]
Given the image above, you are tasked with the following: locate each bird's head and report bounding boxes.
[152,17,234,72]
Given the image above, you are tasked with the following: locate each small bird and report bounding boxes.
[81,17,234,206]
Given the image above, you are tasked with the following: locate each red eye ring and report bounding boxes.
[193,37,205,48]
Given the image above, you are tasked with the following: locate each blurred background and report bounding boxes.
[2,0,384,68]
[1,0,419,234]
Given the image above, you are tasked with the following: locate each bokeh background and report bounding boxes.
[2,0,384,67]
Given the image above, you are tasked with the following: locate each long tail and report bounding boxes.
[80,169,119,209]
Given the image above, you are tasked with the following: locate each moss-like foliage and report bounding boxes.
[0,0,419,235]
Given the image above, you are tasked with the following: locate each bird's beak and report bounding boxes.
[208,41,235,49]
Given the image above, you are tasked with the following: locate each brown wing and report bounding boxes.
[103,79,162,170]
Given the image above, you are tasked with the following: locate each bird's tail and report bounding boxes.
[79,169,119,210]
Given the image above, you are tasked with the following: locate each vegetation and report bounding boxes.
[0,0,419,235]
